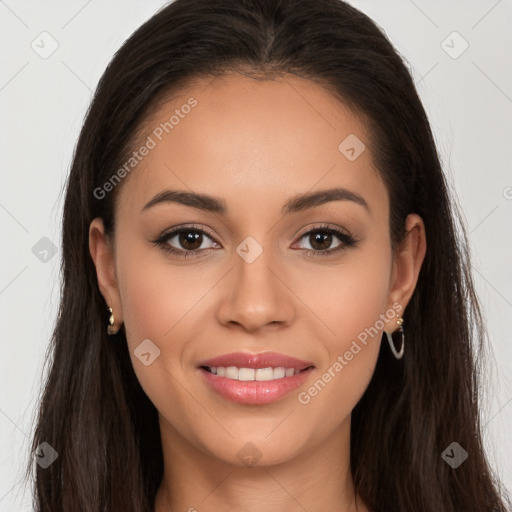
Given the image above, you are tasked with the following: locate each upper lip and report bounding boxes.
[197,351,315,371]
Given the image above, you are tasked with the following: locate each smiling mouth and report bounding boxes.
[200,365,314,381]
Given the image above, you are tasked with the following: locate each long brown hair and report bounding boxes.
[27,0,510,510]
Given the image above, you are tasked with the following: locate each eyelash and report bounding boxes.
[152,223,359,259]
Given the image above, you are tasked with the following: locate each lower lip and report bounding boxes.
[198,367,315,405]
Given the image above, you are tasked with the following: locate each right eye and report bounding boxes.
[152,225,221,258]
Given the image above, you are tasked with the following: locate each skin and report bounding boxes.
[89,73,426,512]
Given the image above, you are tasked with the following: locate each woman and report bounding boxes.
[28,0,511,510]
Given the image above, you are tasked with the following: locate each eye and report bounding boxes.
[293,224,359,257]
[152,224,219,258]
[152,223,359,259]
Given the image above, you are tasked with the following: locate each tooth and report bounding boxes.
[225,366,239,379]
[238,368,255,381]
[210,366,301,380]
[273,367,285,379]
[255,367,275,381]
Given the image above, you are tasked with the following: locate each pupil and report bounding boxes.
[180,231,201,250]
[312,232,331,250]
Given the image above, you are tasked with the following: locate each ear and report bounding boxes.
[89,217,124,328]
[385,213,427,330]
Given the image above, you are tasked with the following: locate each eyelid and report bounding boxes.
[159,223,218,241]
[294,222,351,239]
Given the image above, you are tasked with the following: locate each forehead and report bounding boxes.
[116,73,386,218]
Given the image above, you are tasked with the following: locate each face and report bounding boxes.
[90,73,425,468]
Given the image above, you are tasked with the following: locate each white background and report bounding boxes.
[1,0,511,509]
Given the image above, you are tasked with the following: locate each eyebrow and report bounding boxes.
[141,187,370,215]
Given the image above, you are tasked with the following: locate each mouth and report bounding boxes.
[196,352,316,405]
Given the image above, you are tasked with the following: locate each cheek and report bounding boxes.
[292,242,391,423]
[295,333,380,452]
[299,245,392,347]
[116,244,229,404]
[116,254,209,420]
[118,247,210,349]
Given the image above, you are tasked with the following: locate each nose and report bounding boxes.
[216,244,296,333]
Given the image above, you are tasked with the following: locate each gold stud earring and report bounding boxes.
[107,307,119,335]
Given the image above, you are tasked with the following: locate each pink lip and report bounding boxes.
[197,351,314,371]
[197,351,315,405]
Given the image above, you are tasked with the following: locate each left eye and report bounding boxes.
[295,229,343,252]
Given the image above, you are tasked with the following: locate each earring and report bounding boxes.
[107,307,119,335]
[385,317,404,360]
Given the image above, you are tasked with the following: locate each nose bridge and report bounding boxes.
[217,233,294,331]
